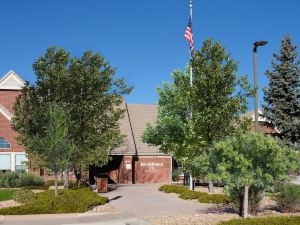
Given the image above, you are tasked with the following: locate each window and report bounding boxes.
[15,154,27,173]
[0,154,11,171]
[0,138,11,149]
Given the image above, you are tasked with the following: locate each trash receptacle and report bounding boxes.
[96,173,108,193]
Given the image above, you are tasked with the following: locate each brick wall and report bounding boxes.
[0,90,23,152]
[0,90,21,113]
[109,155,172,184]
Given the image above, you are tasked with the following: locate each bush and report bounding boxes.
[172,169,182,182]
[248,186,265,215]
[0,172,44,188]
[13,189,35,203]
[44,180,64,186]
[0,188,108,215]
[0,173,19,187]
[276,184,300,213]
[179,190,203,200]
[21,185,49,190]
[218,216,300,225]
[159,185,230,204]
[159,184,188,194]
[18,173,44,187]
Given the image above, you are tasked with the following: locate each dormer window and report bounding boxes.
[0,138,11,149]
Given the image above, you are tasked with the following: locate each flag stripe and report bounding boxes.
[184,17,194,55]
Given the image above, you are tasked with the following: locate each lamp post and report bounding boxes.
[253,41,268,132]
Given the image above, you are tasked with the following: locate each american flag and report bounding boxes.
[184,17,194,55]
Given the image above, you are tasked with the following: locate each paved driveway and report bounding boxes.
[0,184,209,225]
[103,184,208,217]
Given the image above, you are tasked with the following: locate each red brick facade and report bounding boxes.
[0,90,21,115]
[109,155,172,184]
[0,90,23,153]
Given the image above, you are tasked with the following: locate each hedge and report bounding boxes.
[0,188,108,215]
[0,172,44,188]
[218,216,300,225]
[21,185,50,190]
[159,185,231,204]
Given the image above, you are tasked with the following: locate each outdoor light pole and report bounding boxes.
[253,41,268,132]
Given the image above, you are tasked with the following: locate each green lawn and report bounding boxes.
[0,190,16,201]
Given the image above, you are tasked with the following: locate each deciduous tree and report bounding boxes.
[13,46,132,186]
[211,131,299,217]
[142,39,251,192]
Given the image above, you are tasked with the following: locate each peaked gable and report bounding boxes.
[0,70,25,90]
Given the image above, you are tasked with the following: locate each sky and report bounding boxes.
[0,0,299,110]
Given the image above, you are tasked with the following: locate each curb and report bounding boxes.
[2,211,120,221]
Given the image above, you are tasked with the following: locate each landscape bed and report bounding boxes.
[218,216,300,225]
[159,185,231,204]
[0,188,108,215]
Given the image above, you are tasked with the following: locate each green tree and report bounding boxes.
[142,39,251,191]
[263,35,300,150]
[30,104,72,196]
[211,131,299,217]
[13,46,132,186]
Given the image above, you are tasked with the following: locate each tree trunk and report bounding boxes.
[239,194,244,217]
[74,167,81,188]
[208,181,214,194]
[189,174,194,190]
[54,172,58,196]
[63,169,69,189]
[243,184,249,218]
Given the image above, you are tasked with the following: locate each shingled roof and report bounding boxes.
[110,103,163,155]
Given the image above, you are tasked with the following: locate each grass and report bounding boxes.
[159,185,231,204]
[0,189,16,202]
[218,216,300,225]
[0,188,108,215]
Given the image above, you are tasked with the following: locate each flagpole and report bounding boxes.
[189,0,194,191]
[189,0,193,87]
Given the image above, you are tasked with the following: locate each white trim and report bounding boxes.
[11,152,16,171]
[0,152,26,171]
[0,104,13,121]
[0,70,25,90]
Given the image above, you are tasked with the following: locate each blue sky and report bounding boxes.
[0,0,299,110]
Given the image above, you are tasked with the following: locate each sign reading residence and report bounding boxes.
[141,162,164,167]
[141,162,164,171]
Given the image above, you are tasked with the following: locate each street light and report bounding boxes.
[253,40,268,132]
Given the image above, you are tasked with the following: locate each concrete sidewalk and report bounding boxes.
[0,212,152,225]
[103,184,208,217]
[0,184,211,225]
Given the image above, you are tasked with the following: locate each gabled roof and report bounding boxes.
[111,103,162,155]
[0,70,25,90]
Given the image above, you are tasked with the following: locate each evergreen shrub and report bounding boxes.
[0,188,108,215]
[13,189,35,203]
[218,216,300,225]
[276,184,300,213]
[159,185,230,204]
